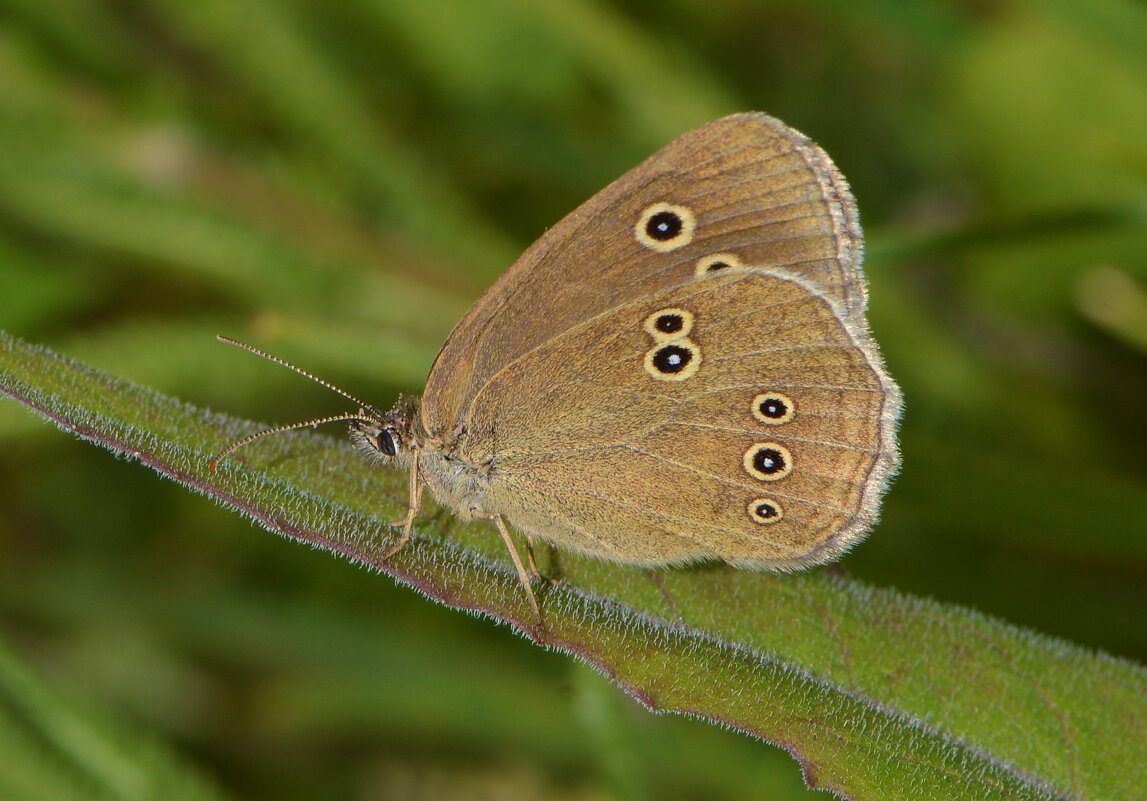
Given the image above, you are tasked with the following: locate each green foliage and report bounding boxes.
[0,634,229,801]
[5,332,1144,800]
[1,0,1146,799]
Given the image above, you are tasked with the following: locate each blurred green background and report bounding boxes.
[1,0,1145,799]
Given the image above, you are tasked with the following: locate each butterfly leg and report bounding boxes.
[492,515,542,620]
[524,534,560,586]
[383,455,423,559]
[524,534,544,581]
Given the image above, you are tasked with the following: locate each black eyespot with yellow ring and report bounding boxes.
[752,392,795,425]
[748,498,783,524]
[644,339,701,381]
[643,307,695,341]
[694,252,743,277]
[743,442,793,481]
[636,202,696,252]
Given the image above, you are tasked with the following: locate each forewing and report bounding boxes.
[422,113,866,435]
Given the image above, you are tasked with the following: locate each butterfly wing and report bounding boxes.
[459,269,900,569]
[422,113,867,436]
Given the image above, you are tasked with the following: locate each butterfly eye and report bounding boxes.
[743,443,793,481]
[643,307,694,340]
[636,202,696,252]
[748,498,784,525]
[377,429,398,456]
[694,252,743,277]
[752,392,795,424]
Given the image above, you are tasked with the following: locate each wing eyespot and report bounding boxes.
[644,340,701,381]
[643,307,694,341]
[748,498,784,524]
[694,252,744,277]
[743,442,792,481]
[752,392,795,424]
[636,203,696,252]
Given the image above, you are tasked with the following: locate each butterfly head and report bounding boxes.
[348,395,420,467]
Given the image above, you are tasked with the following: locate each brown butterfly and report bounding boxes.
[214,113,902,618]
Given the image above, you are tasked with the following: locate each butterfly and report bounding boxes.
[214,113,902,619]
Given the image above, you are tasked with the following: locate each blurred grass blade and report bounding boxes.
[2,330,1144,801]
[0,635,229,801]
[1078,266,1147,353]
[361,0,735,137]
[144,0,517,274]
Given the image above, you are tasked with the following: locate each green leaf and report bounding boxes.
[3,331,1143,800]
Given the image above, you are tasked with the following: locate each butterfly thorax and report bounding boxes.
[417,410,498,520]
[418,442,495,521]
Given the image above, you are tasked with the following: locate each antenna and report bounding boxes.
[216,336,376,411]
[209,412,378,471]
[209,336,380,471]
